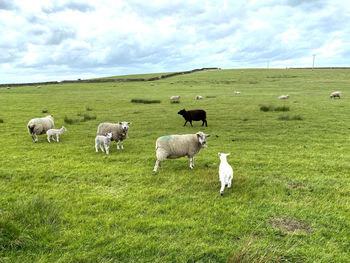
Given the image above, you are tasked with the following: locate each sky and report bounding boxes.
[1,0,350,84]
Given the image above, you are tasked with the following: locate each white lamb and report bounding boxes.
[278,95,290,100]
[195,95,203,100]
[234,91,241,95]
[170,96,181,100]
[95,132,113,154]
[46,126,67,143]
[218,152,233,196]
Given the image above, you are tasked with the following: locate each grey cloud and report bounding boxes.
[42,1,95,13]
[0,0,17,10]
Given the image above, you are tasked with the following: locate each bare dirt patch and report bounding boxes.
[269,217,312,234]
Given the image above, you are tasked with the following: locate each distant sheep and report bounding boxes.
[234,91,241,95]
[170,96,181,100]
[218,152,233,196]
[46,126,67,143]
[278,95,290,100]
[330,91,341,99]
[195,95,203,100]
[37,86,41,89]
[153,131,210,172]
[178,109,207,127]
[27,115,54,143]
[95,132,113,154]
[97,122,132,150]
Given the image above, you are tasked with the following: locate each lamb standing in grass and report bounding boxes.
[234,91,241,95]
[195,95,203,100]
[97,122,132,150]
[218,152,233,196]
[170,96,181,100]
[330,91,341,99]
[27,115,54,143]
[153,131,210,172]
[46,126,67,143]
[95,132,113,154]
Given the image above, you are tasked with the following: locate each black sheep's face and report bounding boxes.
[178,109,186,116]
[196,132,210,147]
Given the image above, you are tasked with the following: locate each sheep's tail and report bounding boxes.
[27,123,35,134]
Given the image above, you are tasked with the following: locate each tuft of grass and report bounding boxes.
[42,109,48,113]
[131,99,161,104]
[64,116,80,124]
[81,113,96,122]
[170,100,180,104]
[260,105,290,112]
[86,106,93,111]
[278,114,303,121]
[0,119,3,123]
[206,95,216,98]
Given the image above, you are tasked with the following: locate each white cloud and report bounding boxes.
[1,0,350,83]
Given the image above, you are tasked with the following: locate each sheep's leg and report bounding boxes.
[189,156,194,169]
[205,120,208,127]
[184,120,188,126]
[228,177,232,188]
[120,140,124,149]
[47,135,50,143]
[116,140,120,150]
[153,160,161,172]
[95,143,99,152]
[220,181,225,196]
[56,134,59,143]
[33,134,38,143]
[105,144,109,154]
[202,120,204,126]
[190,121,193,127]
[100,144,105,152]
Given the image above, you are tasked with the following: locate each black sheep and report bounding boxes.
[178,109,207,127]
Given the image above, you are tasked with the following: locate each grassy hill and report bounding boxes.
[0,68,349,262]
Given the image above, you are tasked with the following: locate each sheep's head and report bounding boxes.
[178,109,186,116]
[106,132,113,139]
[119,122,131,132]
[61,126,67,132]
[218,152,230,161]
[196,131,210,148]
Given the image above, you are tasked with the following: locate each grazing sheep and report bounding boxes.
[6,86,10,90]
[37,86,41,89]
[27,115,54,143]
[170,96,181,100]
[46,126,67,143]
[178,109,207,127]
[195,95,203,100]
[218,152,233,196]
[97,122,132,150]
[278,95,290,100]
[330,91,341,99]
[153,131,210,172]
[234,91,241,95]
[95,132,113,154]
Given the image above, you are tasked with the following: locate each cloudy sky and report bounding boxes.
[1,0,349,84]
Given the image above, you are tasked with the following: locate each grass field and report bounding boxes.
[0,69,349,262]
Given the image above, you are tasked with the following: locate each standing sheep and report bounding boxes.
[330,91,341,99]
[178,109,207,127]
[234,91,241,95]
[46,126,67,143]
[97,122,132,150]
[170,96,181,100]
[27,115,54,143]
[195,95,203,100]
[153,131,210,172]
[218,152,233,196]
[95,132,113,154]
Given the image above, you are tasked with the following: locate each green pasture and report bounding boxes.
[0,69,349,262]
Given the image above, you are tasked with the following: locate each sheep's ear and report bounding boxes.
[227,153,230,156]
[127,122,132,125]
[206,134,210,137]
[118,122,122,125]
[218,152,221,156]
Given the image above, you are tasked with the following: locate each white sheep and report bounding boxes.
[95,132,113,154]
[234,91,241,95]
[218,152,233,196]
[195,95,203,100]
[97,122,132,150]
[153,131,210,172]
[37,86,41,89]
[330,91,341,99]
[278,95,290,100]
[27,115,54,143]
[170,96,181,100]
[46,126,67,143]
